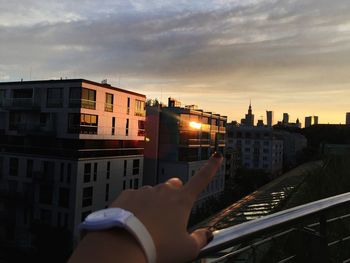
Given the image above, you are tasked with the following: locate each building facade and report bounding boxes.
[0,79,146,252]
[144,98,227,208]
[226,123,283,177]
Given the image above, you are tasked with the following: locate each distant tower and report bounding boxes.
[296,118,301,128]
[244,101,255,126]
[346,112,350,125]
[283,113,289,124]
[266,111,274,127]
[305,116,318,128]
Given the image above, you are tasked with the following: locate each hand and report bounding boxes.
[110,152,223,263]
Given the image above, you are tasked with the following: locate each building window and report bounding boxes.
[105,184,109,201]
[69,87,81,107]
[138,120,145,136]
[84,163,91,183]
[68,113,98,134]
[60,163,64,182]
[123,160,127,177]
[129,179,133,189]
[134,178,139,189]
[26,159,33,178]
[82,187,93,207]
[0,157,3,179]
[135,100,145,117]
[39,185,53,204]
[123,180,126,190]
[9,158,18,176]
[58,188,70,208]
[47,88,63,108]
[127,97,130,114]
[67,163,71,183]
[125,119,129,136]
[40,209,52,225]
[105,93,114,112]
[112,117,115,135]
[93,163,97,182]
[133,159,140,175]
[0,89,5,106]
[9,112,21,130]
[81,88,96,109]
[106,161,111,179]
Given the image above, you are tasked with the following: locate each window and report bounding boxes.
[105,184,109,201]
[133,159,140,175]
[84,163,91,183]
[112,117,115,135]
[138,120,145,136]
[40,209,52,225]
[9,112,21,130]
[39,185,53,204]
[125,119,129,136]
[68,113,98,134]
[93,163,97,182]
[129,179,133,189]
[106,161,111,179]
[69,87,81,107]
[123,160,127,177]
[82,187,93,207]
[127,97,130,114]
[26,159,33,178]
[81,88,96,109]
[0,157,3,179]
[134,179,139,189]
[47,88,63,107]
[0,89,5,106]
[60,163,64,182]
[123,180,126,190]
[9,158,18,176]
[67,163,71,183]
[135,100,145,116]
[105,93,114,112]
[42,161,55,182]
[58,188,70,208]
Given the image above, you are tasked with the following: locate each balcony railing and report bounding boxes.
[104,103,113,112]
[3,98,41,109]
[69,99,96,109]
[195,192,350,262]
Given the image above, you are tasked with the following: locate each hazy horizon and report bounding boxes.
[1,0,350,124]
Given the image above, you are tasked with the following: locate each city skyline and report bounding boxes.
[1,0,350,124]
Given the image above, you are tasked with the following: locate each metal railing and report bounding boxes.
[196,192,350,262]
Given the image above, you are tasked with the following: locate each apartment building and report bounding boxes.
[226,123,283,177]
[144,98,227,208]
[0,79,146,251]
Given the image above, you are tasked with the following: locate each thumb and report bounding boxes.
[190,228,214,251]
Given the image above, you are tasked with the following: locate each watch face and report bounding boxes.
[86,208,131,224]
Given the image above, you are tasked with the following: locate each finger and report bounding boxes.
[189,228,213,252]
[183,152,223,199]
[165,177,183,189]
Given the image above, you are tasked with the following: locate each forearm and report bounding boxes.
[68,229,147,263]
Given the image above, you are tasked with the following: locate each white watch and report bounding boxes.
[80,208,156,263]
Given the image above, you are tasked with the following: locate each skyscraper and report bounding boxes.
[305,116,318,128]
[346,113,350,125]
[242,102,254,126]
[266,111,274,127]
[283,113,289,124]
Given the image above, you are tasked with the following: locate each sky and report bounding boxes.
[1,0,350,125]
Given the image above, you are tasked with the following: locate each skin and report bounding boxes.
[69,152,223,263]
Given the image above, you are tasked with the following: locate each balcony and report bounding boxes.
[195,192,350,262]
[69,99,96,109]
[2,97,41,110]
[104,103,113,112]
[219,126,226,133]
[179,138,211,147]
[11,122,56,136]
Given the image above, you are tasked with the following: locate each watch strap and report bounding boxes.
[125,215,157,263]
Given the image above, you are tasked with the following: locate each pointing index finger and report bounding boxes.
[183,152,223,200]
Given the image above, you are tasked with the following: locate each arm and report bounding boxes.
[69,152,223,263]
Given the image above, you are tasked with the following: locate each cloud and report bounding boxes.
[0,0,350,122]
